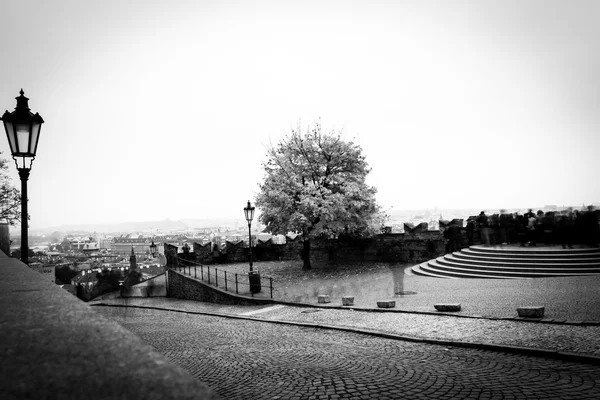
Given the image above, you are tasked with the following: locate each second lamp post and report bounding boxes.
[243,200,255,271]
[244,200,260,293]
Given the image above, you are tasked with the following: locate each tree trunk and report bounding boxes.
[302,238,312,270]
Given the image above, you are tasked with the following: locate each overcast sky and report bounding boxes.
[1,0,599,229]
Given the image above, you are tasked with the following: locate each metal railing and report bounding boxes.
[171,257,274,298]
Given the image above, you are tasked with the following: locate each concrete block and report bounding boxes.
[342,296,354,306]
[377,300,396,308]
[317,295,331,304]
[434,303,461,312]
[517,306,545,318]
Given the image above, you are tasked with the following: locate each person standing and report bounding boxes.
[466,217,476,246]
[558,208,575,249]
[582,206,600,247]
[498,210,511,245]
[447,222,463,253]
[476,211,490,246]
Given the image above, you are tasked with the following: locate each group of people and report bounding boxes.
[464,206,600,248]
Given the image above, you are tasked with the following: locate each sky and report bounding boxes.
[1,0,599,230]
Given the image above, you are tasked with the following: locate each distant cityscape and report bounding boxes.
[18,204,600,252]
[6,203,597,299]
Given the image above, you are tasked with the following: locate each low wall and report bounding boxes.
[122,273,167,297]
[168,221,479,267]
[168,270,275,306]
[0,252,217,399]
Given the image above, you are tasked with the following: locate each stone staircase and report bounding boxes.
[411,245,600,279]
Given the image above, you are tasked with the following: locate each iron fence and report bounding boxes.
[172,258,274,298]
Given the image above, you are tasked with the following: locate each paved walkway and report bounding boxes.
[92,261,600,399]
[92,295,600,360]
[95,305,600,399]
[91,252,600,360]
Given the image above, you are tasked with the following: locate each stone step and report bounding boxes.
[466,245,600,258]
[453,251,600,265]
[415,262,521,279]
[443,254,600,270]
[427,259,600,278]
[410,264,456,279]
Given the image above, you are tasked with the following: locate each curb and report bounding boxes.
[279,302,600,326]
[91,302,600,366]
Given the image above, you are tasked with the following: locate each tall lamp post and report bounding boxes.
[149,240,157,258]
[243,200,255,272]
[1,90,44,264]
[244,200,260,293]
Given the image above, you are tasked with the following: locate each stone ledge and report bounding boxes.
[377,300,396,308]
[517,306,545,318]
[318,295,331,304]
[434,303,461,312]
[342,296,354,306]
[0,253,217,400]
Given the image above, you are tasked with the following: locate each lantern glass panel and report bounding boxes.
[16,123,30,154]
[31,121,41,154]
[3,120,16,154]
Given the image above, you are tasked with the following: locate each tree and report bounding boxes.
[55,265,78,284]
[256,122,381,270]
[0,153,21,225]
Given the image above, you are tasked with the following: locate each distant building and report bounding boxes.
[111,234,153,255]
[111,234,189,256]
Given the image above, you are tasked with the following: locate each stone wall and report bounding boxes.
[254,238,285,261]
[169,222,475,267]
[193,242,212,263]
[0,252,217,400]
[168,269,275,306]
[164,243,179,267]
[122,273,166,297]
[225,240,246,263]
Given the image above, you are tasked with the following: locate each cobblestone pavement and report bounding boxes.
[272,269,600,322]
[94,297,600,358]
[96,306,600,400]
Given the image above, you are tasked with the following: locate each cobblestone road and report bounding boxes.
[97,307,600,400]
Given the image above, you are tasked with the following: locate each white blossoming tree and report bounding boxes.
[256,122,380,270]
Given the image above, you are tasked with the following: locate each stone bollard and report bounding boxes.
[434,303,461,312]
[517,306,545,318]
[318,295,331,304]
[377,300,396,308]
[342,296,354,306]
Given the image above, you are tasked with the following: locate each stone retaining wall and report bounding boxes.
[167,270,274,306]
[169,221,481,266]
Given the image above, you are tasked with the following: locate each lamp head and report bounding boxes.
[1,89,44,170]
[243,200,255,223]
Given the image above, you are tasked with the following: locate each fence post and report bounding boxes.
[215,269,218,287]
[208,266,210,285]
[201,265,204,280]
[195,266,197,279]
[224,271,228,291]
[270,277,273,299]
[235,273,238,294]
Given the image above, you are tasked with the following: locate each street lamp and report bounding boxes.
[149,240,157,257]
[243,200,255,272]
[1,90,44,264]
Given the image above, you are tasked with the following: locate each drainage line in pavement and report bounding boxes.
[91,303,600,366]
